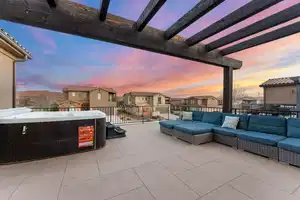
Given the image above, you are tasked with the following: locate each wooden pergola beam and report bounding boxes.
[221,21,300,56]
[1,0,242,69]
[164,0,225,40]
[135,0,166,32]
[99,0,110,21]
[186,0,284,46]
[206,3,300,51]
[47,0,59,8]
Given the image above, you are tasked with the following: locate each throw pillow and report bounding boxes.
[222,116,239,129]
[182,111,193,121]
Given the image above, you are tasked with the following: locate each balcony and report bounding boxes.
[1,122,300,200]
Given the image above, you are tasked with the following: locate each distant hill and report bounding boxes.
[16,90,64,108]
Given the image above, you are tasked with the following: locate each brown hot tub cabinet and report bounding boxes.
[0,111,106,164]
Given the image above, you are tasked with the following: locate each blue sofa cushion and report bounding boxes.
[159,120,193,129]
[222,113,249,130]
[238,131,286,146]
[201,112,222,125]
[248,116,287,136]
[287,118,300,139]
[192,111,204,121]
[213,127,246,137]
[174,123,215,135]
[278,138,300,154]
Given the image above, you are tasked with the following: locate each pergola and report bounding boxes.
[1,0,300,112]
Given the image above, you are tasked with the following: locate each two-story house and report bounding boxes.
[123,92,169,116]
[170,98,185,111]
[185,96,218,109]
[260,77,300,110]
[0,29,32,109]
[61,86,117,111]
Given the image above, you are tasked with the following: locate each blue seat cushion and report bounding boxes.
[174,123,215,135]
[287,118,300,139]
[278,138,300,154]
[248,115,287,136]
[213,127,246,137]
[159,120,193,129]
[238,131,286,146]
[222,113,249,130]
[201,112,222,125]
[192,111,204,121]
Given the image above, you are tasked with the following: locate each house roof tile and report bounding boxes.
[260,76,300,87]
[0,29,32,59]
[127,92,167,97]
[187,95,217,100]
[63,86,116,93]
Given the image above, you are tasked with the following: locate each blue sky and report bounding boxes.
[1,0,300,97]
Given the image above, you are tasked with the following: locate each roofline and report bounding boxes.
[63,87,116,93]
[0,29,32,59]
[259,83,297,88]
[124,92,167,97]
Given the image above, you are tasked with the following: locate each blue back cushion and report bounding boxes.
[287,118,300,138]
[222,113,249,130]
[202,112,222,125]
[248,115,287,136]
[192,111,204,121]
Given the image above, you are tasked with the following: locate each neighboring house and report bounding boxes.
[123,92,168,106]
[17,90,64,108]
[0,29,32,109]
[239,97,264,110]
[62,86,117,109]
[260,77,300,110]
[170,98,185,110]
[184,96,218,108]
[165,96,171,104]
[123,92,169,116]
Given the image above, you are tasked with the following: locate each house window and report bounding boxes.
[109,94,113,101]
[158,97,161,104]
[145,97,148,101]
[98,93,102,100]
[72,92,76,97]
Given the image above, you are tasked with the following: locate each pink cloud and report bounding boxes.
[28,27,57,54]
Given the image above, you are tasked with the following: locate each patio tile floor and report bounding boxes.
[1,122,300,200]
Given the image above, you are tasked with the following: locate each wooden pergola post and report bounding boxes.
[223,67,233,113]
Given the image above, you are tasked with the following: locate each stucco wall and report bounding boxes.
[0,50,14,109]
[134,96,150,106]
[153,94,166,105]
[123,94,132,105]
[207,98,218,107]
[89,89,117,107]
[265,86,296,105]
[67,91,89,103]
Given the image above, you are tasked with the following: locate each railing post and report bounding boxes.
[223,67,233,113]
[168,104,170,120]
[296,78,300,118]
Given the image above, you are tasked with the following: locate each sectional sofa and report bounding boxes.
[159,111,300,167]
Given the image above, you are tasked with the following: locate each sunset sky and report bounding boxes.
[1,0,300,98]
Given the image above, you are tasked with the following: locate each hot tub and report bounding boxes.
[0,110,106,164]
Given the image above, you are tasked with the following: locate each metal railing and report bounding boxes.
[31,105,171,124]
[171,105,300,118]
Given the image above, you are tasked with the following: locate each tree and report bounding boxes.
[232,84,247,102]
[218,84,248,103]
[19,97,33,107]
[50,103,59,111]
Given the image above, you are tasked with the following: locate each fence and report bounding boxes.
[31,105,171,124]
[171,105,300,118]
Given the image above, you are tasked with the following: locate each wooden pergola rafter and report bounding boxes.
[1,0,300,112]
